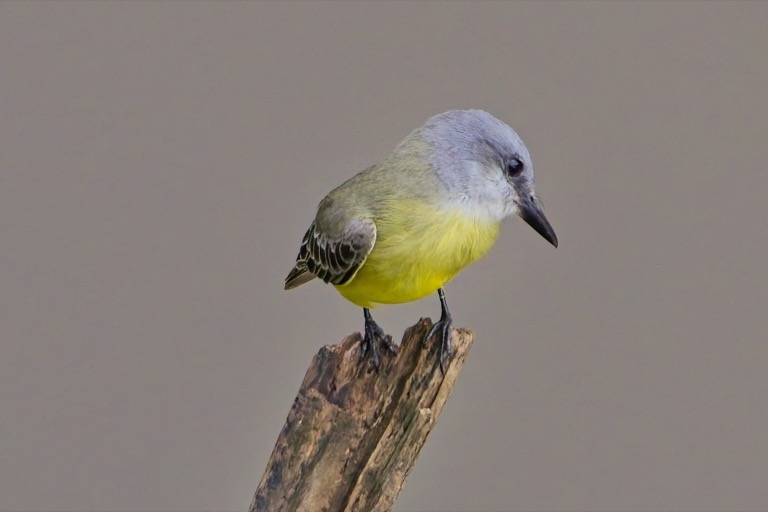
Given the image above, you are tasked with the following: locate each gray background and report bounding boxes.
[2,2,767,511]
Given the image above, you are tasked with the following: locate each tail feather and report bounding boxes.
[284,265,317,290]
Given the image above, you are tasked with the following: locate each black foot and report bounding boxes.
[425,288,453,373]
[361,308,397,370]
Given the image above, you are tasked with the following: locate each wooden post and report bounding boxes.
[251,318,474,512]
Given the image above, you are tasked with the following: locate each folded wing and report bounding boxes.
[284,217,376,290]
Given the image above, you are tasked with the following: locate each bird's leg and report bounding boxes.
[361,308,397,370]
[425,287,453,373]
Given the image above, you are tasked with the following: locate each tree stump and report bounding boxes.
[251,318,474,512]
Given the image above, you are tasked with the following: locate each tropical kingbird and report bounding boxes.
[285,110,557,372]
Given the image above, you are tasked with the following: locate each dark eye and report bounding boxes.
[506,157,524,177]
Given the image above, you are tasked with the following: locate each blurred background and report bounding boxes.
[2,2,767,511]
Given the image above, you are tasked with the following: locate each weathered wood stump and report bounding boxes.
[251,318,474,512]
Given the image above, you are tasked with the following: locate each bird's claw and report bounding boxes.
[425,314,453,373]
[361,313,397,370]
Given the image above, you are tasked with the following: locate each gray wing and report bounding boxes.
[284,217,376,290]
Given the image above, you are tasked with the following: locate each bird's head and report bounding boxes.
[410,109,558,248]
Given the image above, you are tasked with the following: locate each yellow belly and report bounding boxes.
[335,202,501,308]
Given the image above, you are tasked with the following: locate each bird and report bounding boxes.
[285,109,557,372]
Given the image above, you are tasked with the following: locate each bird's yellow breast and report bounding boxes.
[335,200,501,308]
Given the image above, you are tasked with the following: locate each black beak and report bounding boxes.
[519,196,558,248]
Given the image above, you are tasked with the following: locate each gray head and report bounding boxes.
[402,109,557,247]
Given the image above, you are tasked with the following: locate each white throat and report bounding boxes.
[437,161,516,223]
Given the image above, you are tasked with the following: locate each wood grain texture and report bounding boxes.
[251,318,474,512]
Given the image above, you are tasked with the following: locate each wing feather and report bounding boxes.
[284,218,376,290]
